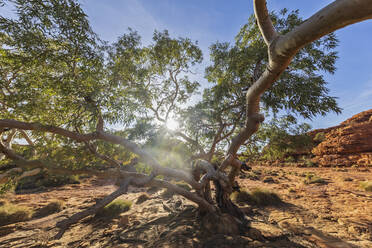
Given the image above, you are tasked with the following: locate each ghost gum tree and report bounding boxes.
[1,0,372,238]
[179,9,341,162]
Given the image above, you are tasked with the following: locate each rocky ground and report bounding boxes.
[0,165,371,248]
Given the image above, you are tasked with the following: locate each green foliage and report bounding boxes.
[15,171,79,192]
[284,156,295,163]
[1,0,202,170]
[180,8,339,158]
[0,176,16,194]
[244,115,314,161]
[0,202,33,226]
[231,188,282,206]
[303,173,327,185]
[314,132,326,143]
[229,9,340,118]
[108,29,202,136]
[0,2,343,181]
[359,181,372,192]
[96,199,132,218]
[304,159,316,167]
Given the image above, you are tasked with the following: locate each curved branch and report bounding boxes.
[0,119,200,189]
[84,141,121,168]
[18,130,35,146]
[0,139,215,214]
[54,177,133,239]
[275,0,372,57]
[172,130,206,156]
[254,0,278,45]
[227,0,372,158]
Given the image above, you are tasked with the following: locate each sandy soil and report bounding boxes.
[0,166,371,248]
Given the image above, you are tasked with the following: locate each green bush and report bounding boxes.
[305,159,316,167]
[96,199,132,218]
[15,172,80,192]
[231,188,282,207]
[304,173,327,185]
[0,202,33,226]
[359,181,372,192]
[313,132,325,143]
[284,156,295,163]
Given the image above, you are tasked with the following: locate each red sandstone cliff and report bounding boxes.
[311,109,372,167]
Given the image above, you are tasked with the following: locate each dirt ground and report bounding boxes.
[0,165,371,248]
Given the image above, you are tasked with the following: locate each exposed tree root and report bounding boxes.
[54,178,132,239]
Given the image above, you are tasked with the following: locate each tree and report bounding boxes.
[178,9,340,162]
[1,0,372,238]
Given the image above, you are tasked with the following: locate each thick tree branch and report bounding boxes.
[275,0,372,57]
[54,177,133,239]
[0,119,200,189]
[84,141,121,168]
[254,0,278,45]
[173,130,207,156]
[0,139,215,216]
[18,130,35,146]
[226,0,372,158]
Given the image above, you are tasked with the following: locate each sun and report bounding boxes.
[166,118,179,131]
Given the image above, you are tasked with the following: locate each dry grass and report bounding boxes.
[33,200,65,218]
[359,181,372,192]
[0,202,33,226]
[231,188,282,207]
[96,199,132,218]
[303,173,327,185]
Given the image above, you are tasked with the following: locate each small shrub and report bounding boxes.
[305,160,316,167]
[314,132,325,143]
[0,202,33,226]
[304,173,327,185]
[96,199,132,218]
[136,193,150,204]
[284,156,295,163]
[231,188,282,207]
[33,200,65,218]
[359,181,372,192]
[250,188,283,206]
[15,172,80,192]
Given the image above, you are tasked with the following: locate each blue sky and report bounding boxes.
[2,1,371,129]
[80,0,372,129]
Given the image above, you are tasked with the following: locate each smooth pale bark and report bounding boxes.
[227,0,372,158]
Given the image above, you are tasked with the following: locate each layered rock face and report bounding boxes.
[312,109,372,167]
